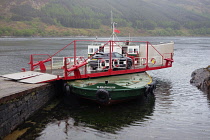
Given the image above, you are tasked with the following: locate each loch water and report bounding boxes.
[1,37,210,140]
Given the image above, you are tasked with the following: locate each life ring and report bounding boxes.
[100,59,106,69]
[112,59,119,68]
[96,89,109,104]
[151,58,156,64]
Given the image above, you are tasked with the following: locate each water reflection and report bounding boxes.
[12,95,155,139]
[64,98,155,134]
[153,79,173,110]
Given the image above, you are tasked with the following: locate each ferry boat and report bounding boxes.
[1,23,174,105]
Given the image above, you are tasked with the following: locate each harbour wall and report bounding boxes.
[0,79,62,139]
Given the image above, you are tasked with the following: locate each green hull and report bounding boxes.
[66,72,155,105]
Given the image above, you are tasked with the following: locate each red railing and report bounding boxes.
[29,54,51,71]
[28,40,174,80]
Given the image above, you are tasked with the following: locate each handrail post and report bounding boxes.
[64,57,68,79]
[30,55,34,71]
[146,42,149,69]
[74,40,76,65]
[109,40,112,71]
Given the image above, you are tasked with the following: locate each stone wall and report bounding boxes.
[0,82,59,139]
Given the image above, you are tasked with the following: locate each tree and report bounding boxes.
[142,20,157,30]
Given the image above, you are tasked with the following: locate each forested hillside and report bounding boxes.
[1,0,210,37]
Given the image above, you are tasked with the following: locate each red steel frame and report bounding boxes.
[29,40,174,81]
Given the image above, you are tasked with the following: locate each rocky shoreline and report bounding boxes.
[190,66,210,94]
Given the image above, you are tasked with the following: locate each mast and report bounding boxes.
[112,22,115,41]
[111,10,117,41]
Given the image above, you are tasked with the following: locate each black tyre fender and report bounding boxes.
[96,89,110,104]
[144,85,150,97]
[144,81,156,97]
[149,85,154,95]
[148,81,157,95]
[63,83,71,95]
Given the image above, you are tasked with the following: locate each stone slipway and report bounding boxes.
[0,77,59,139]
[0,77,47,103]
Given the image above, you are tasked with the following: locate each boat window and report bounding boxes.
[94,48,98,53]
[129,48,133,53]
[89,48,93,53]
[134,48,139,53]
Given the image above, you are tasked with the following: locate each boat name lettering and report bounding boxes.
[97,86,116,89]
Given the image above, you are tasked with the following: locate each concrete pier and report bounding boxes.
[0,77,60,139]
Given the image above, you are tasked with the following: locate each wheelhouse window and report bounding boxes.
[89,48,93,53]
[129,48,133,53]
[94,48,98,53]
[134,48,139,53]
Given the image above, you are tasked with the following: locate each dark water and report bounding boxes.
[1,37,210,140]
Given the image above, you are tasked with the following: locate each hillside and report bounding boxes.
[1,0,210,37]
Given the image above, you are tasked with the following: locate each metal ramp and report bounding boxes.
[1,71,59,84]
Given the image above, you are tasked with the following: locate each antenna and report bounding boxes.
[109,11,119,41]
[112,22,117,41]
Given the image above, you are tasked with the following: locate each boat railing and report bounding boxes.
[52,57,65,69]
[27,40,174,80]
[52,56,85,69]
[163,53,174,66]
[131,56,163,68]
[29,54,52,72]
[163,53,173,60]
